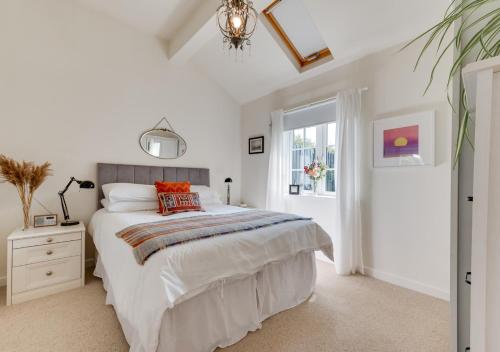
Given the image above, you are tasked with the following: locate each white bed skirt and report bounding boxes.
[95,251,317,352]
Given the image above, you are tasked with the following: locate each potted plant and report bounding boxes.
[304,160,327,195]
[404,0,499,165]
[0,155,51,230]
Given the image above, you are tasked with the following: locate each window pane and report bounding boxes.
[326,146,335,168]
[304,148,316,166]
[327,123,336,146]
[292,171,302,186]
[304,127,316,148]
[292,150,303,169]
[303,175,312,191]
[325,170,335,192]
[293,129,304,148]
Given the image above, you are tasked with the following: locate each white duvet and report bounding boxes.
[88,205,333,352]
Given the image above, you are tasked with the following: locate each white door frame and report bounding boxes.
[463,56,500,352]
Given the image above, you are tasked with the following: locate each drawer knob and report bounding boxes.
[46,250,53,255]
[46,271,53,276]
[46,238,53,243]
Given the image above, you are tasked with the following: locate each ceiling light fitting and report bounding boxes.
[217,0,257,53]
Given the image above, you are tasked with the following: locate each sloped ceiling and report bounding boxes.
[77,0,450,104]
[76,0,202,40]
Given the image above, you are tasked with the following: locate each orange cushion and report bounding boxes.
[155,181,191,213]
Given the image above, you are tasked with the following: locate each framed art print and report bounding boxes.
[373,111,435,167]
[249,136,264,154]
[289,184,300,195]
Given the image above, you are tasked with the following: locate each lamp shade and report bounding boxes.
[224,177,233,183]
[79,181,95,189]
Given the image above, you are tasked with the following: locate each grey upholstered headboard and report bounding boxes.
[97,163,210,208]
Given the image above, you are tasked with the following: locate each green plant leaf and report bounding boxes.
[476,25,500,59]
[403,0,500,167]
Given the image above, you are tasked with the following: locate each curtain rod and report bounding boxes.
[283,87,368,114]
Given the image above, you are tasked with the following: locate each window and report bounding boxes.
[262,0,333,72]
[291,126,316,191]
[290,122,336,194]
[325,123,336,193]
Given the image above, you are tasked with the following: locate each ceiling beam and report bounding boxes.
[167,0,220,64]
[168,0,270,64]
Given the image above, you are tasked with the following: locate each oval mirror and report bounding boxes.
[139,129,187,159]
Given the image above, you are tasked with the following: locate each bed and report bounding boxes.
[88,163,333,352]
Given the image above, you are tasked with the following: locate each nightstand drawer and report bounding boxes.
[12,240,81,267]
[12,256,81,294]
[13,232,81,249]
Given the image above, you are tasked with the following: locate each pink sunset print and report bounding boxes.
[383,125,419,158]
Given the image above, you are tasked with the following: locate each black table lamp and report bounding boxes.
[58,177,95,226]
[224,177,232,205]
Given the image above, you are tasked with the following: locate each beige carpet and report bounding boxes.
[0,261,450,352]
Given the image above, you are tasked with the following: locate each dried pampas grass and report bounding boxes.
[0,155,52,229]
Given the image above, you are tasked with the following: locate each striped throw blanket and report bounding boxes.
[116,210,311,265]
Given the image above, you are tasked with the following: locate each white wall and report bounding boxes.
[0,0,242,283]
[241,42,453,300]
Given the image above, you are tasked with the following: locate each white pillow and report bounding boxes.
[101,183,222,208]
[190,185,223,206]
[102,183,157,203]
[101,199,158,213]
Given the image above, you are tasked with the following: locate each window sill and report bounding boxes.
[288,193,336,199]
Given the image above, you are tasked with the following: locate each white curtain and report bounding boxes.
[266,110,291,212]
[334,89,364,275]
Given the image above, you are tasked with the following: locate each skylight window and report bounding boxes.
[262,0,333,72]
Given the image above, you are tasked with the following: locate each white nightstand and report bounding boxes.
[6,223,85,305]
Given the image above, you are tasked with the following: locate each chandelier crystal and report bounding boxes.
[216,0,257,52]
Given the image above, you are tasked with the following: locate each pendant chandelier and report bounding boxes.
[216,0,257,52]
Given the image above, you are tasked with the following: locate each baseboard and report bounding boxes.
[2,259,449,302]
[364,266,450,301]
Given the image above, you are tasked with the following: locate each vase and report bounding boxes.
[22,200,31,230]
[312,180,319,195]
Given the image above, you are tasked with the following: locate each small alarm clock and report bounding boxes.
[33,214,58,228]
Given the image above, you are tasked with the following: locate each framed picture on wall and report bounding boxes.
[249,136,264,154]
[289,184,300,195]
[373,110,435,167]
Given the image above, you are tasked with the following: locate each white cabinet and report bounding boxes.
[6,223,85,305]
[463,56,500,352]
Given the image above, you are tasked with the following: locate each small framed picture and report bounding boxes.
[289,184,300,195]
[249,136,264,154]
[33,214,58,228]
[373,110,435,167]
